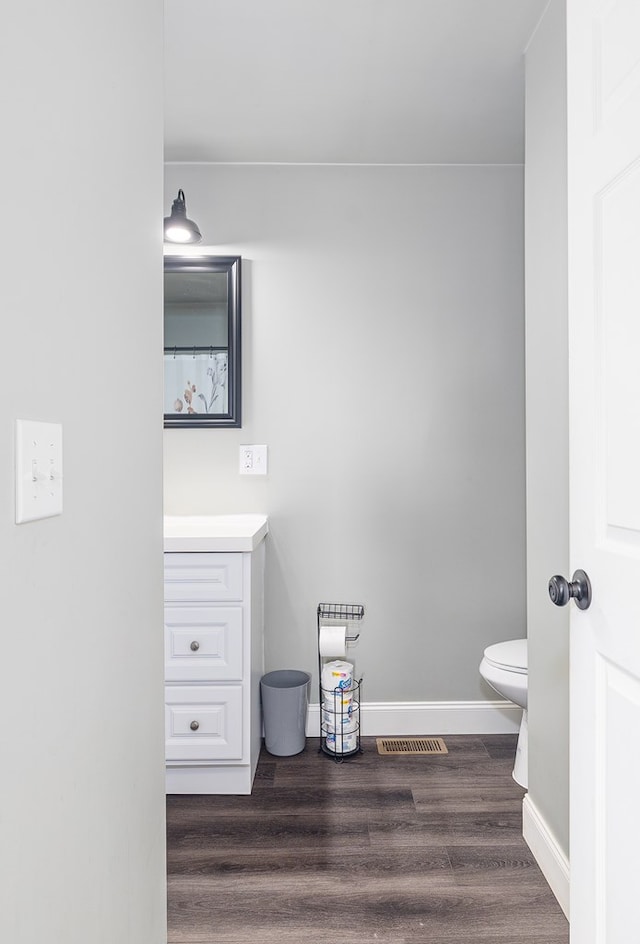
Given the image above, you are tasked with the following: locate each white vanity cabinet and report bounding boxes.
[163,515,268,794]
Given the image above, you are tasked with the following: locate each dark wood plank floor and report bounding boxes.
[166,735,569,944]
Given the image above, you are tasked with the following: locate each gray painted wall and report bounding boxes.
[525,0,570,857]
[164,163,526,703]
[0,3,166,941]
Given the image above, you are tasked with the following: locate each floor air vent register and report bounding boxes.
[376,737,448,755]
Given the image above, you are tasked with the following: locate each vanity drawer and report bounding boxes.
[165,685,243,761]
[164,606,243,682]
[164,552,243,602]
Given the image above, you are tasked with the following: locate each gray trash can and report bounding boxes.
[260,669,311,756]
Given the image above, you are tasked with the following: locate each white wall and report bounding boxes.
[0,4,166,942]
[525,0,570,857]
[164,163,526,704]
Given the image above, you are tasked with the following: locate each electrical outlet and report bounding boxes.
[239,444,268,475]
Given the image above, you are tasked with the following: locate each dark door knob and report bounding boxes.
[548,569,592,610]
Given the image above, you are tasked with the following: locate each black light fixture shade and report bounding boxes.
[164,189,202,244]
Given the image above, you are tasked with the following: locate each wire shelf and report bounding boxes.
[317,603,364,622]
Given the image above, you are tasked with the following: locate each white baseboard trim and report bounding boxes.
[307,699,521,736]
[522,794,570,919]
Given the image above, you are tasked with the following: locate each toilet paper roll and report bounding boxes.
[325,730,358,754]
[321,660,354,694]
[319,625,348,658]
[323,693,353,716]
[322,704,359,733]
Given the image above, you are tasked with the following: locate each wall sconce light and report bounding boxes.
[163,189,202,244]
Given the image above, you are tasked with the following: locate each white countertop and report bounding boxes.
[164,514,269,552]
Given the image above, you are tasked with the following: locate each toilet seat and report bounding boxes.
[483,639,527,674]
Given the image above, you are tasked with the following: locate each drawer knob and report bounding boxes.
[190,640,200,651]
[190,720,200,731]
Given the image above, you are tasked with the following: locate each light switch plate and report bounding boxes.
[15,419,63,523]
[239,444,268,475]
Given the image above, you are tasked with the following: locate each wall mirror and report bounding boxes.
[164,254,241,428]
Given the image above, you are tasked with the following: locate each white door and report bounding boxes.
[567,1,640,940]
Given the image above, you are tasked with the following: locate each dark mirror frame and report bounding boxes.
[164,254,241,428]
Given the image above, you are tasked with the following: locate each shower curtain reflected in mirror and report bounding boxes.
[164,351,228,416]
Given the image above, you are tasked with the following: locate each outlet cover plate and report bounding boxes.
[239,444,268,475]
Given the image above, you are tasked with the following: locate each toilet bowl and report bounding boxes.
[479,639,528,789]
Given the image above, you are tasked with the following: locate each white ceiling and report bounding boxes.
[164,0,547,166]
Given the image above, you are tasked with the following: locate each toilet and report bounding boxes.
[479,639,528,789]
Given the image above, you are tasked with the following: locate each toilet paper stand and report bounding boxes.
[317,602,364,761]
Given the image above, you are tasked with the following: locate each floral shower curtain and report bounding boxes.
[164,351,228,415]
